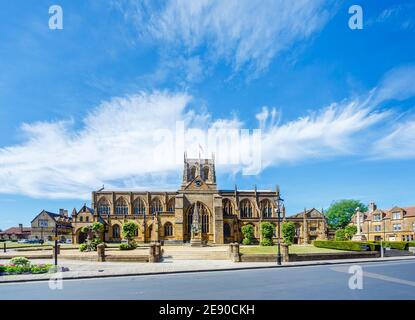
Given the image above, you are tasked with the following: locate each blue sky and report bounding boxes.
[1,0,415,229]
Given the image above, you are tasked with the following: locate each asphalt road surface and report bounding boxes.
[1,260,415,299]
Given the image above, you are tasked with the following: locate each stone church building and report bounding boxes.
[68,156,328,244]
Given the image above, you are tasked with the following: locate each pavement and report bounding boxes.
[1,255,415,284]
[1,259,415,299]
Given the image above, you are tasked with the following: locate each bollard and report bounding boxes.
[52,244,60,260]
[148,244,156,263]
[232,243,240,262]
[281,244,289,262]
[228,243,234,258]
[97,243,106,262]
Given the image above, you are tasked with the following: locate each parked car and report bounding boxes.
[17,239,30,244]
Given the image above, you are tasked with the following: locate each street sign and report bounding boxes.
[51,236,59,241]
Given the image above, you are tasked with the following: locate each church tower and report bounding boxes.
[181,153,217,189]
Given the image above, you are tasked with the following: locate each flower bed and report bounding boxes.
[0,257,54,276]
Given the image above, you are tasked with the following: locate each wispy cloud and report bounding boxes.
[1,66,415,199]
[115,0,337,79]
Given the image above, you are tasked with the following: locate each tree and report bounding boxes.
[282,221,296,245]
[241,224,255,245]
[335,229,347,241]
[344,225,357,240]
[325,200,368,229]
[122,222,138,249]
[260,222,274,246]
[79,222,104,252]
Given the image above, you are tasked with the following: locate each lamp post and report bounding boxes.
[54,225,58,266]
[276,186,284,265]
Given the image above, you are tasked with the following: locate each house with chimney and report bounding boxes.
[30,209,72,242]
[0,224,31,241]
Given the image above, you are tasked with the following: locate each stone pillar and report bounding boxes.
[231,242,240,262]
[303,209,309,244]
[148,244,156,263]
[282,244,290,262]
[213,194,224,244]
[97,243,106,262]
[228,243,234,258]
[174,194,184,242]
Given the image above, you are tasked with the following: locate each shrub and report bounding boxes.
[335,229,347,241]
[10,257,30,266]
[120,241,137,251]
[344,225,357,240]
[260,222,274,246]
[0,265,6,273]
[241,224,255,245]
[79,243,88,252]
[122,222,138,245]
[314,240,378,251]
[281,221,296,245]
[377,241,408,250]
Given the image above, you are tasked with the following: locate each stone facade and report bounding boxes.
[349,202,415,241]
[68,156,329,245]
[31,209,72,242]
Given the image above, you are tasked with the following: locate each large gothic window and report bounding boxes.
[224,223,231,238]
[167,198,175,213]
[240,199,253,218]
[133,198,146,215]
[112,225,120,238]
[223,199,234,216]
[260,199,273,218]
[97,198,110,215]
[151,198,163,214]
[189,166,196,180]
[115,197,128,215]
[203,167,209,181]
[164,222,173,236]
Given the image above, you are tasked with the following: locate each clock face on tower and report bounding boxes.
[195,180,202,187]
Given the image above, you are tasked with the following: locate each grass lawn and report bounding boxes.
[240,245,350,255]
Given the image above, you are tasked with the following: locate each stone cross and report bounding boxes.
[355,207,361,235]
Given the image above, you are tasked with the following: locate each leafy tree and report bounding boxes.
[260,222,274,246]
[282,221,296,245]
[344,225,357,240]
[79,222,104,252]
[325,200,368,229]
[122,222,138,249]
[335,229,347,241]
[241,224,255,245]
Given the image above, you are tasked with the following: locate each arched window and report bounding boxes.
[115,197,128,215]
[189,166,196,180]
[240,199,253,218]
[224,223,231,238]
[186,203,210,234]
[133,198,146,215]
[164,222,173,236]
[112,225,120,238]
[167,198,175,213]
[223,199,233,216]
[260,199,273,218]
[151,198,163,214]
[97,198,110,215]
[203,167,209,181]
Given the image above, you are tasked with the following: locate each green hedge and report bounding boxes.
[313,240,379,251]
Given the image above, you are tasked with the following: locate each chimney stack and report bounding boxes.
[369,202,377,213]
[19,224,23,232]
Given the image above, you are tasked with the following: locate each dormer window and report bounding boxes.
[373,214,381,222]
[392,211,401,220]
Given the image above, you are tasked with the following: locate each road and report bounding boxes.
[1,260,415,299]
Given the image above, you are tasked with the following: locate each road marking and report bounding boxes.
[331,266,415,287]
[1,259,415,287]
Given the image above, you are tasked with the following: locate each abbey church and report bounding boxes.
[32,156,329,244]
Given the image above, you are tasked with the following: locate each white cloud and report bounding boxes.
[116,0,336,77]
[2,66,415,199]
[371,119,415,159]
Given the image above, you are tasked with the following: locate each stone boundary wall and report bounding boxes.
[240,251,380,262]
